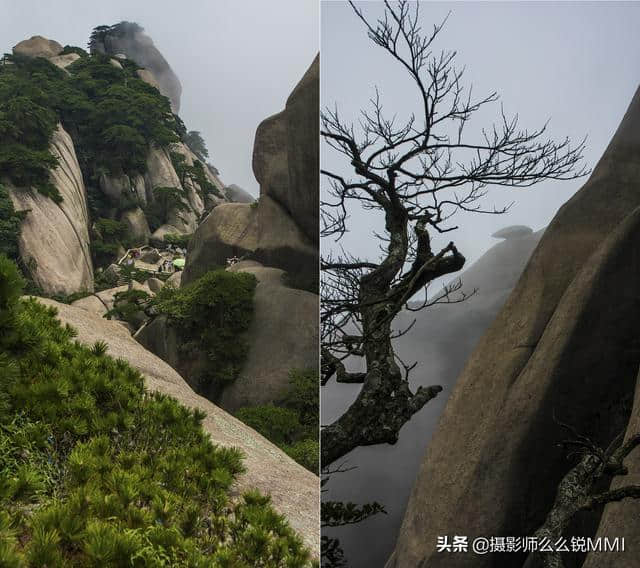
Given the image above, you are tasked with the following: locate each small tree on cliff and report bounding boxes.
[321,0,588,467]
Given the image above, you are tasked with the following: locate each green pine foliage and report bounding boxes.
[236,369,319,474]
[105,288,151,327]
[153,269,257,395]
[60,45,88,58]
[0,183,27,261]
[0,254,312,566]
[164,232,192,249]
[90,217,129,267]
[145,185,189,232]
[170,151,222,202]
[183,130,209,160]
[0,49,182,203]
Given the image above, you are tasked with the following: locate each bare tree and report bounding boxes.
[527,419,640,568]
[320,0,588,467]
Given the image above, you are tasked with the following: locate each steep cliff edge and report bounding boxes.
[89,22,182,113]
[388,85,640,568]
[7,124,94,295]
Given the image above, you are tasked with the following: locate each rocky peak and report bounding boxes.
[89,22,182,113]
[13,35,63,58]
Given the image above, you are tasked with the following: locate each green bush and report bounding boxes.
[0,50,183,204]
[236,369,319,474]
[164,232,192,249]
[236,405,302,446]
[170,151,222,201]
[145,185,189,232]
[284,439,320,474]
[153,269,257,395]
[90,218,129,268]
[60,45,88,58]
[0,183,27,261]
[105,288,151,326]
[0,254,311,566]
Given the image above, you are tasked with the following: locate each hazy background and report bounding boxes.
[322,2,640,567]
[0,0,319,196]
[322,0,640,269]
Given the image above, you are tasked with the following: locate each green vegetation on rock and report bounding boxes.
[105,288,151,327]
[153,269,257,396]
[0,50,181,202]
[183,130,208,160]
[164,232,192,249]
[236,369,319,474]
[90,218,129,267]
[145,186,189,232]
[170,151,222,202]
[0,183,26,262]
[0,254,311,566]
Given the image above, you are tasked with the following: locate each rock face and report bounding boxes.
[120,207,150,244]
[225,184,255,203]
[322,227,543,568]
[582,368,640,568]
[49,53,80,70]
[13,35,62,58]
[219,262,319,410]
[253,56,319,245]
[35,298,319,558]
[182,196,316,290]
[144,144,214,236]
[8,124,93,295]
[93,24,182,113]
[183,56,319,293]
[388,86,640,568]
[138,261,318,412]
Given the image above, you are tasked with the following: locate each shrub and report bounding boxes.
[0,254,311,566]
[236,405,302,446]
[163,232,192,249]
[0,183,27,261]
[153,269,257,395]
[105,288,151,327]
[60,45,88,58]
[236,369,319,474]
[90,218,129,268]
[284,439,319,474]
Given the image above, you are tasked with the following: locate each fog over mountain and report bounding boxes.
[321,2,640,567]
[322,227,543,566]
[1,0,318,196]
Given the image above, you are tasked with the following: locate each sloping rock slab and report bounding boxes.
[34,298,319,557]
[8,124,93,295]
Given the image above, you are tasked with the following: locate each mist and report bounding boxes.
[0,0,318,196]
[321,2,640,566]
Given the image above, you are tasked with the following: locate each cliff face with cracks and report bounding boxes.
[388,85,640,568]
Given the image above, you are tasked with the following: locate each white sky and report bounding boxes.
[322,0,640,270]
[0,0,319,197]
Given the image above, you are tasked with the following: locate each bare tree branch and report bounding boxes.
[321,1,589,466]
